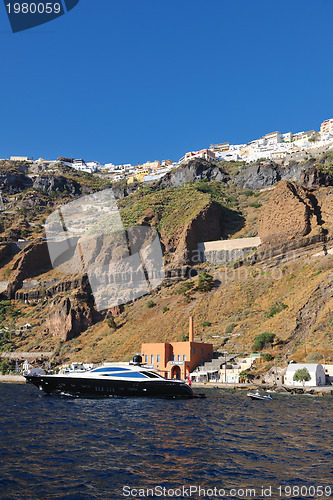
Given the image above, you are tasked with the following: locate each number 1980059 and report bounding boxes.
[6,3,62,14]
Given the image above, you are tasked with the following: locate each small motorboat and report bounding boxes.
[247,390,272,401]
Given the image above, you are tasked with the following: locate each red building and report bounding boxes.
[141,318,213,380]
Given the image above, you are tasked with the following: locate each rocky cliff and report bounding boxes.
[32,175,82,196]
[161,201,227,265]
[159,159,229,188]
[44,291,102,341]
[2,153,333,365]
[258,181,323,244]
[6,241,52,299]
[233,159,316,190]
[0,172,32,194]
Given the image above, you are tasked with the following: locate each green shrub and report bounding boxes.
[147,300,156,308]
[249,202,262,209]
[262,353,273,361]
[253,332,276,351]
[243,189,254,197]
[0,360,11,374]
[202,321,211,327]
[182,293,192,303]
[176,281,194,294]
[239,370,254,382]
[106,316,117,330]
[197,272,213,292]
[266,302,288,318]
[0,301,12,322]
[162,306,169,313]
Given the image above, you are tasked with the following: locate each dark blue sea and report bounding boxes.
[0,383,332,500]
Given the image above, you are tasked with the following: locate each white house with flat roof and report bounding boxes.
[285,363,326,387]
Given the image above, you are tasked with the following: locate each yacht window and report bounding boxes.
[144,371,163,379]
[103,372,148,379]
[150,354,154,364]
[91,367,129,373]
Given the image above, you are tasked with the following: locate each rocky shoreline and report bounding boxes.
[0,375,26,383]
[192,382,333,396]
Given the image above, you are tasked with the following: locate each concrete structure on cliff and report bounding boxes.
[197,237,262,264]
[141,317,213,380]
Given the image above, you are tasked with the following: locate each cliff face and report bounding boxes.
[0,173,32,194]
[0,172,83,196]
[300,166,333,190]
[233,160,316,190]
[32,175,82,196]
[112,182,140,200]
[6,241,52,299]
[15,274,91,302]
[258,181,322,245]
[44,292,101,341]
[160,159,229,188]
[162,201,236,265]
[3,154,333,364]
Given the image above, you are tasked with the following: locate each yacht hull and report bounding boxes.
[25,374,195,399]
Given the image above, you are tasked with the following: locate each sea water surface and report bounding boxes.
[0,383,332,500]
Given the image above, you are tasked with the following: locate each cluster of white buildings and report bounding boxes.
[208,118,333,164]
[100,159,177,183]
[6,119,333,182]
[163,118,333,168]
[191,355,333,388]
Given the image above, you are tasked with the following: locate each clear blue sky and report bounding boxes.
[1,0,333,165]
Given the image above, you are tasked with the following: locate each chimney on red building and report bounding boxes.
[189,317,194,342]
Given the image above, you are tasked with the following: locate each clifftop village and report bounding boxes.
[5,118,333,184]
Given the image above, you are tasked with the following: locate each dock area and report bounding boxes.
[0,375,26,383]
[191,381,333,395]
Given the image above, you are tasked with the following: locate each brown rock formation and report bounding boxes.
[258,181,320,245]
[162,201,228,265]
[15,274,91,302]
[6,241,52,299]
[300,166,333,190]
[316,188,333,240]
[44,292,101,341]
